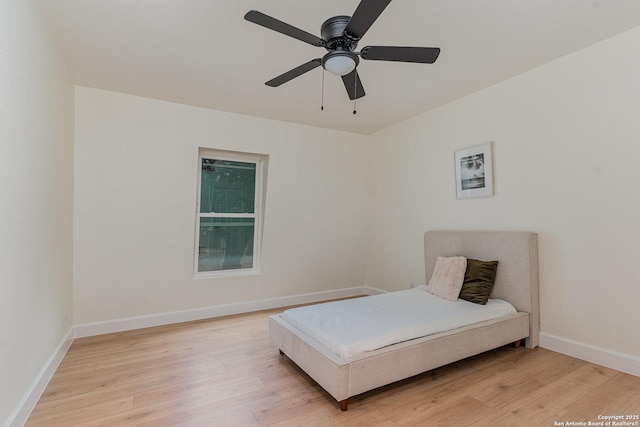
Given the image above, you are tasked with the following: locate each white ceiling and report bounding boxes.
[35,0,640,135]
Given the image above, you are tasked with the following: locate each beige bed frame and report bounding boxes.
[269,230,539,410]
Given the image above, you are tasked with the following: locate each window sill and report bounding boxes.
[193,268,261,280]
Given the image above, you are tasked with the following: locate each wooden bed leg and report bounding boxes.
[339,399,348,411]
[513,340,522,348]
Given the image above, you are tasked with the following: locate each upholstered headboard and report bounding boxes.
[424,230,539,348]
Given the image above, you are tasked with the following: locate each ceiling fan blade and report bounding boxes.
[344,0,392,40]
[244,10,325,47]
[341,69,366,100]
[265,59,322,87]
[360,46,441,63]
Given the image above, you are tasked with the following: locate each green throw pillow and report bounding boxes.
[459,259,498,305]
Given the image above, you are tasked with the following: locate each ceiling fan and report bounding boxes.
[244,0,440,101]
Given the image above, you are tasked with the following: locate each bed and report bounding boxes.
[269,230,539,410]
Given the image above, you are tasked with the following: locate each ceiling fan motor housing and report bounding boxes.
[321,16,358,51]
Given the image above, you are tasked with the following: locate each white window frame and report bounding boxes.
[194,148,265,278]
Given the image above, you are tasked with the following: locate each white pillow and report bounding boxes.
[427,256,467,301]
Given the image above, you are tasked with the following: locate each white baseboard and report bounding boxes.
[9,295,638,427]
[4,328,74,427]
[362,285,388,295]
[540,332,640,378]
[6,286,380,426]
[74,285,380,338]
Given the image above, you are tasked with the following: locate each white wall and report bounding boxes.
[366,27,640,360]
[0,0,74,424]
[73,87,368,324]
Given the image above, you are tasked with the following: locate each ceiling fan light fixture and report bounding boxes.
[322,51,358,76]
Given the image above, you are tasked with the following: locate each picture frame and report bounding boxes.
[454,142,494,199]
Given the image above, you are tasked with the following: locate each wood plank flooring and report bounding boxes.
[26,308,640,426]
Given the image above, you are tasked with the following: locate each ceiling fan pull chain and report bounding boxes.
[321,69,325,111]
[353,76,357,115]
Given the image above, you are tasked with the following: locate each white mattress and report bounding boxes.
[279,286,517,358]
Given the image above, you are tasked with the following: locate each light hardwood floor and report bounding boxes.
[26,308,640,426]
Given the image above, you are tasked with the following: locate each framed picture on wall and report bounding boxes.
[454,142,494,199]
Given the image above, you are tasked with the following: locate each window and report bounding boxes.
[195,149,265,277]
